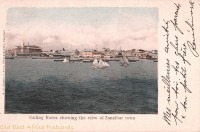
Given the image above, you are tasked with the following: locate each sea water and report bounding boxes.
[5,59,157,114]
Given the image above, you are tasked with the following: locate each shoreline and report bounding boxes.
[5,56,158,62]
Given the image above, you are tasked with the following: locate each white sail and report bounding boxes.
[63,57,69,63]
[97,59,104,69]
[119,57,125,65]
[93,58,110,69]
[124,56,129,65]
[119,56,129,66]
[103,61,106,67]
[92,58,98,67]
[104,61,110,67]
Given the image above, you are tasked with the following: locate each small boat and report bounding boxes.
[63,57,69,63]
[120,56,129,66]
[93,58,110,69]
[92,58,98,67]
[104,61,110,67]
[124,56,129,65]
[97,59,105,69]
[119,57,125,65]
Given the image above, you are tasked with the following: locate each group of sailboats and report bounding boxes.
[92,58,110,69]
[63,56,129,68]
[119,56,129,66]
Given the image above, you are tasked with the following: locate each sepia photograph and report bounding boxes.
[1,0,200,131]
[5,7,158,114]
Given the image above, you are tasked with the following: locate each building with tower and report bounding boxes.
[11,42,43,56]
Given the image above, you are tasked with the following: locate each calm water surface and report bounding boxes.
[5,59,157,114]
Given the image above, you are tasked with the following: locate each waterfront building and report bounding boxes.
[126,50,137,57]
[109,50,118,58]
[93,54,102,59]
[151,50,158,54]
[103,55,111,61]
[93,50,105,59]
[82,49,94,58]
[12,42,42,56]
[147,52,158,59]
[51,51,71,58]
[41,51,55,57]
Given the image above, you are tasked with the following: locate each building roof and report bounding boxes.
[15,45,42,49]
[93,52,105,55]
[83,49,95,52]
[24,45,40,48]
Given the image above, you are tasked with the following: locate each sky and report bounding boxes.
[6,7,158,51]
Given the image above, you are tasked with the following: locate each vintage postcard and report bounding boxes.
[0,0,200,131]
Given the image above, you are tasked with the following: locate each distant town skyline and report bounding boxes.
[6,7,158,51]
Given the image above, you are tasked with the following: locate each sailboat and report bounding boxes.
[63,57,69,63]
[119,57,125,65]
[103,61,110,67]
[97,59,105,69]
[93,58,110,69]
[120,56,129,66]
[124,56,129,65]
[92,58,98,67]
